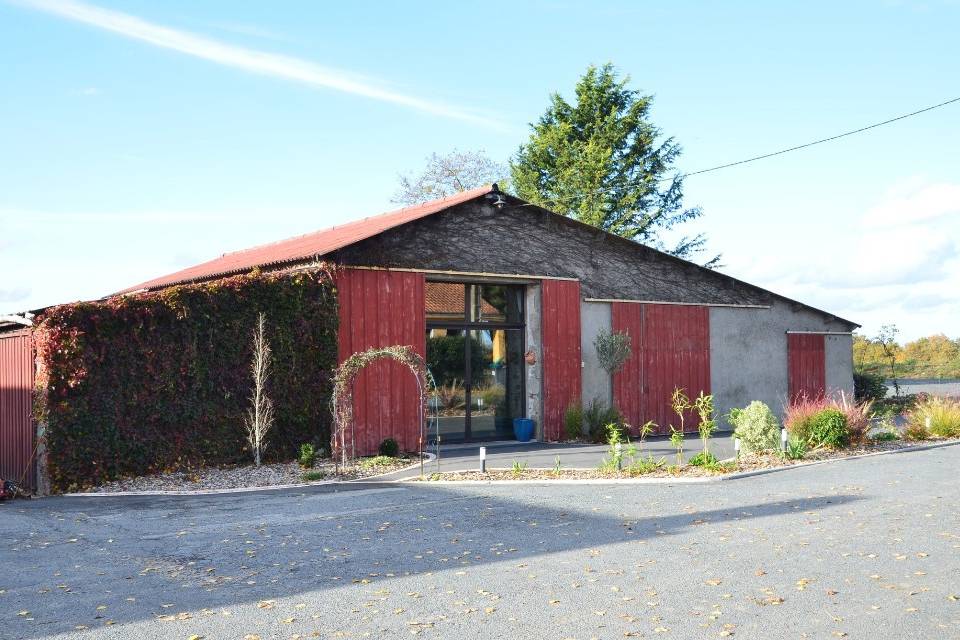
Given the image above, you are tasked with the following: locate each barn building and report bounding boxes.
[0,184,857,487]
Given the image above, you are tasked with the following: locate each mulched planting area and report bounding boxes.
[413,437,957,481]
[80,455,419,493]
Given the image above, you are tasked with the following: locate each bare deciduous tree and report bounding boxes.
[876,324,901,397]
[393,149,508,205]
[244,312,275,466]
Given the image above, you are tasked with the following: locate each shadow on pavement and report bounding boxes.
[0,483,862,639]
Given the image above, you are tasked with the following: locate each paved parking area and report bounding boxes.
[1,445,958,639]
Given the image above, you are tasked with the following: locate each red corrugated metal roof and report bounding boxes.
[118,185,495,294]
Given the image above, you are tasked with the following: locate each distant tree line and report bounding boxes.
[854,330,960,380]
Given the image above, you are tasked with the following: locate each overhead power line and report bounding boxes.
[673,95,960,181]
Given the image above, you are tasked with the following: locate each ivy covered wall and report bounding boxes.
[33,268,338,492]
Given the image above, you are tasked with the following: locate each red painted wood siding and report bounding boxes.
[788,333,826,402]
[612,303,710,434]
[611,302,643,433]
[0,330,35,490]
[337,268,426,455]
[541,280,582,441]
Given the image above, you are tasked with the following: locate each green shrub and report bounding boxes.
[904,422,930,441]
[563,401,584,440]
[780,436,807,460]
[302,470,326,482]
[854,371,887,403]
[299,444,316,468]
[808,408,848,448]
[378,437,400,457]
[870,429,899,442]
[907,396,960,438]
[584,399,625,443]
[701,460,737,474]
[33,268,338,492]
[669,426,685,466]
[359,455,400,469]
[728,401,779,453]
[625,455,664,476]
[599,422,635,471]
[784,396,821,443]
[688,451,718,466]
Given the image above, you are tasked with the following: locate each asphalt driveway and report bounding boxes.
[1,445,958,639]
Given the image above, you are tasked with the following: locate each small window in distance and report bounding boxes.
[426,282,466,323]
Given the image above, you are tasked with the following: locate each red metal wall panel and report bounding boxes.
[541,280,582,441]
[612,302,643,433]
[612,303,710,434]
[788,333,826,402]
[336,268,426,455]
[0,330,35,490]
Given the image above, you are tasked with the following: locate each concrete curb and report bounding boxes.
[397,440,960,485]
[61,453,436,498]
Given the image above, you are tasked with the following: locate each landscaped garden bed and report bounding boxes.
[413,436,958,482]
[417,391,960,482]
[78,454,420,493]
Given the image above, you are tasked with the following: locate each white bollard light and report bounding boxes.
[479,446,487,473]
[615,442,622,470]
[734,437,741,458]
[781,428,789,451]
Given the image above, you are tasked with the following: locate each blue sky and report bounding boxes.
[1,0,958,341]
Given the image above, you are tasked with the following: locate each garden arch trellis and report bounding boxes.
[330,345,429,467]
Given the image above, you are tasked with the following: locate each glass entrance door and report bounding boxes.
[426,282,525,443]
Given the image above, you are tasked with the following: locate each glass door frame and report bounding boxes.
[426,277,527,442]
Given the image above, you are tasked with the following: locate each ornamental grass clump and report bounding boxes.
[907,395,960,438]
[728,401,779,453]
[786,392,868,447]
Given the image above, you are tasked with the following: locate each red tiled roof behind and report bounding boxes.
[118,185,495,294]
[425,282,500,317]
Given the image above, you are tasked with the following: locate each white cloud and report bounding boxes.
[720,179,960,339]
[862,181,960,226]
[79,86,99,95]
[16,0,504,129]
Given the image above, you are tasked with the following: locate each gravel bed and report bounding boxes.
[413,437,955,481]
[80,456,419,493]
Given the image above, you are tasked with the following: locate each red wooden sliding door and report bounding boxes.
[787,333,826,402]
[612,303,710,434]
[541,280,582,441]
[337,268,426,455]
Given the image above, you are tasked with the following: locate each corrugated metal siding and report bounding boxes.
[612,303,710,434]
[337,268,426,455]
[0,330,34,489]
[541,280,582,440]
[788,333,826,401]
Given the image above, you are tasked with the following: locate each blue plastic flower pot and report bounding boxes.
[513,418,534,442]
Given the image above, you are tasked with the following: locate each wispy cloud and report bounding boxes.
[862,181,960,227]
[209,22,294,43]
[15,0,504,129]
